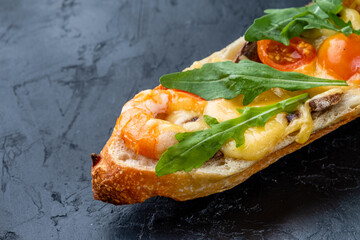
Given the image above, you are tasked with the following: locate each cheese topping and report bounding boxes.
[285,102,313,144]
[221,114,289,160]
[165,89,316,161]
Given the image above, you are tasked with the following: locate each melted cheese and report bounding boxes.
[221,114,288,160]
[285,103,313,144]
[340,7,360,30]
[165,89,317,161]
[165,110,209,132]
[202,90,315,160]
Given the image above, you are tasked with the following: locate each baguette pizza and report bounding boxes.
[92,0,360,205]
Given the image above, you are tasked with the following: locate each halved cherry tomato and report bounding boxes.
[257,37,317,71]
[318,33,360,81]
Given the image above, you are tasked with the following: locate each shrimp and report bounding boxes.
[115,88,207,159]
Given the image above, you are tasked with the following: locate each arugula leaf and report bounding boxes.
[155,94,309,177]
[203,115,219,127]
[289,4,340,32]
[315,0,343,14]
[160,60,347,106]
[245,0,360,45]
[244,7,306,45]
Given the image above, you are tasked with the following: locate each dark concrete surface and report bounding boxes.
[1,0,360,239]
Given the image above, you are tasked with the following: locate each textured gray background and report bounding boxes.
[1,0,360,239]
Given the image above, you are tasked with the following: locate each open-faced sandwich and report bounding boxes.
[92,0,360,205]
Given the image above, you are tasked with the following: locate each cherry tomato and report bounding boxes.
[318,33,360,80]
[257,37,317,71]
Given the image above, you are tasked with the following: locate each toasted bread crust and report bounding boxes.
[92,108,360,205]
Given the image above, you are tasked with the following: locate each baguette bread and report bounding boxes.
[91,37,360,205]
